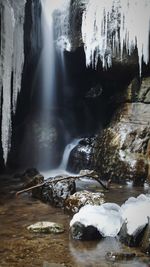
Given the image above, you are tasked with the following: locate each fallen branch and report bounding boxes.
[15,170,109,197]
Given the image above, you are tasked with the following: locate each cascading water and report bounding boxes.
[41,138,81,179]
[58,138,81,171]
[38,0,71,170]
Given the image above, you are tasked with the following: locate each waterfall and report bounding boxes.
[37,0,71,169]
[58,138,81,170]
[82,0,150,75]
[41,138,81,179]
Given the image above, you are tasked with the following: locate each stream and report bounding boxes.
[0,175,150,267]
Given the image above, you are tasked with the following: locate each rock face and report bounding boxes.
[65,190,105,214]
[94,77,150,184]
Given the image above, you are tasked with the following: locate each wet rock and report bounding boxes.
[24,174,44,189]
[94,102,150,184]
[67,137,95,173]
[105,251,136,261]
[140,217,150,254]
[27,221,64,234]
[70,222,102,240]
[33,176,76,208]
[65,190,105,214]
[119,194,150,246]
[14,168,44,189]
[119,222,147,247]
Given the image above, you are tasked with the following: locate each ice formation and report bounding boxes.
[82,0,150,73]
[0,0,26,164]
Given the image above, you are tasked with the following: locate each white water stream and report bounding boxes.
[41,138,81,179]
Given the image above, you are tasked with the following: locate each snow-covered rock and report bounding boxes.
[70,194,150,248]
[70,203,123,238]
[33,177,76,208]
[121,194,150,236]
[120,194,150,246]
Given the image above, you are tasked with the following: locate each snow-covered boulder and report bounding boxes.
[120,194,150,246]
[70,203,123,239]
[70,194,150,247]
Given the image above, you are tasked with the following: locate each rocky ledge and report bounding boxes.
[93,77,150,184]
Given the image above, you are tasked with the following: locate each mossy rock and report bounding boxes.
[27,221,65,234]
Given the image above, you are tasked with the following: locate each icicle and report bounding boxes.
[82,0,150,74]
[12,1,26,113]
[1,3,14,164]
[0,1,26,164]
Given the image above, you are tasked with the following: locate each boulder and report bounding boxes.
[70,203,123,239]
[119,194,150,247]
[14,168,44,189]
[27,221,64,234]
[65,190,105,214]
[33,176,76,208]
[67,137,95,173]
[119,221,147,247]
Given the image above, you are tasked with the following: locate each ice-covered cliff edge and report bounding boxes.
[82,0,150,73]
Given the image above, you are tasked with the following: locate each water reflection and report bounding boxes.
[43,262,65,267]
[69,238,149,267]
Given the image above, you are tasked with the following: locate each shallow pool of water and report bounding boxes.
[0,175,150,267]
